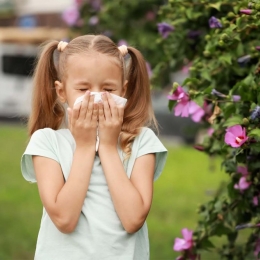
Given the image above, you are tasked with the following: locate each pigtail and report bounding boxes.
[28,41,64,136]
[121,47,158,157]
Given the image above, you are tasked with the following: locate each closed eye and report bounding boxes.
[104,89,114,92]
[79,89,88,92]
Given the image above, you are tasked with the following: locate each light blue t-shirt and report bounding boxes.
[21,127,167,260]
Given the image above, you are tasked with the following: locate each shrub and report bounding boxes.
[157,0,260,258]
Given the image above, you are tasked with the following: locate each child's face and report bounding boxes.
[55,52,127,108]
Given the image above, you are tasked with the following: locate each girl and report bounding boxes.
[21,34,167,260]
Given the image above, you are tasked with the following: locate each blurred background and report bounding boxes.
[0,0,225,259]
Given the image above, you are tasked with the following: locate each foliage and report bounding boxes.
[157,0,260,259]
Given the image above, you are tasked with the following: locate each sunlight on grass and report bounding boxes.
[0,124,228,259]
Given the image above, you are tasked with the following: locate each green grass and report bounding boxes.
[0,124,227,260]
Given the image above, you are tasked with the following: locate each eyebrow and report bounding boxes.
[74,80,118,86]
[75,80,91,86]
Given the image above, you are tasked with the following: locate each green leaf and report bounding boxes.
[199,238,215,250]
[213,224,232,237]
[185,9,193,20]
[203,86,213,95]
[248,129,260,138]
[182,77,200,86]
[223,103,236,118]
[201,70,211,82]
[209,3,221,11]
[219,54,232,65]
[223,116,243,127]
[168,100,176,111]
[193,95,204,107]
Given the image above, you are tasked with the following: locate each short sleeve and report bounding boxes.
[136,128,167,181]
[21,128,59,183]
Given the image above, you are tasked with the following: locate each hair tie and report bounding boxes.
[57,41,68,52]
[118,45,128,56]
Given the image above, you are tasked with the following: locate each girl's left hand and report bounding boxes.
[98,92,124,148]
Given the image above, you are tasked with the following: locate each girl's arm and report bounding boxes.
[98,92,155,233]
[98,146,155,234]
[33,92,97,234]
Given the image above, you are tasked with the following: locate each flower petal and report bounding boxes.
[173,238,186,251]
[226,125,243,136]
[182,228,193,241]
[180,102,190,117]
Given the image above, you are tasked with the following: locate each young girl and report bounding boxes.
[21,34,167,260]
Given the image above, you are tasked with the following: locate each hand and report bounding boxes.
[67,91,98,149]
[98,92,124,148]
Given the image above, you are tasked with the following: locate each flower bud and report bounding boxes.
[240,9,253,15]
[205,34,211,41]
[218,40,225,47]
[172,82,179,92]
[255,4,260,11]
[220,33,229,41]
[227,12,236,18]
[242,118,249,126]
[203,51,211,57]
[194,145,205,151]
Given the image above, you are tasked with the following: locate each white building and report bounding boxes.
[14,0,73,15]
[0,0,72,117]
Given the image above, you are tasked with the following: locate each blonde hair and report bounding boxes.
[28,35,157,157]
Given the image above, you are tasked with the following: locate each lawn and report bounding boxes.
[0,124,227,260]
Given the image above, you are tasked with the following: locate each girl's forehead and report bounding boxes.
[66,52,122,80]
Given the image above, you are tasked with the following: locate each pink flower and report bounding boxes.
[240,9,253,15]
[224,125,248,147]
[234,176,251,191]
[62,5,80,26]
[167,86,205,121]
[254,238,260,257]
[237,166,248,176]
[89,15,99,25]
[173,228,193,251]
[168,86,190,117]
[189,101,205,122]
[207,128,214,136]
[253,196,259,206]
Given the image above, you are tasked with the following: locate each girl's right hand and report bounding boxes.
[67,91,98,149]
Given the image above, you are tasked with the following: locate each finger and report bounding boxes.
[117,106,124,122]
[92,103,98,122]
[71,101,81,126]
[98,102,105,124]
[101,92,112,120]
[85,94,95,120]
[78,91,90,121]
[106,92,119,119]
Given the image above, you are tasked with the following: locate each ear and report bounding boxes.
[55,80,66,103]
[122,80,128,97]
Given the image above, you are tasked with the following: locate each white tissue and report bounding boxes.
[74,92,127,107]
